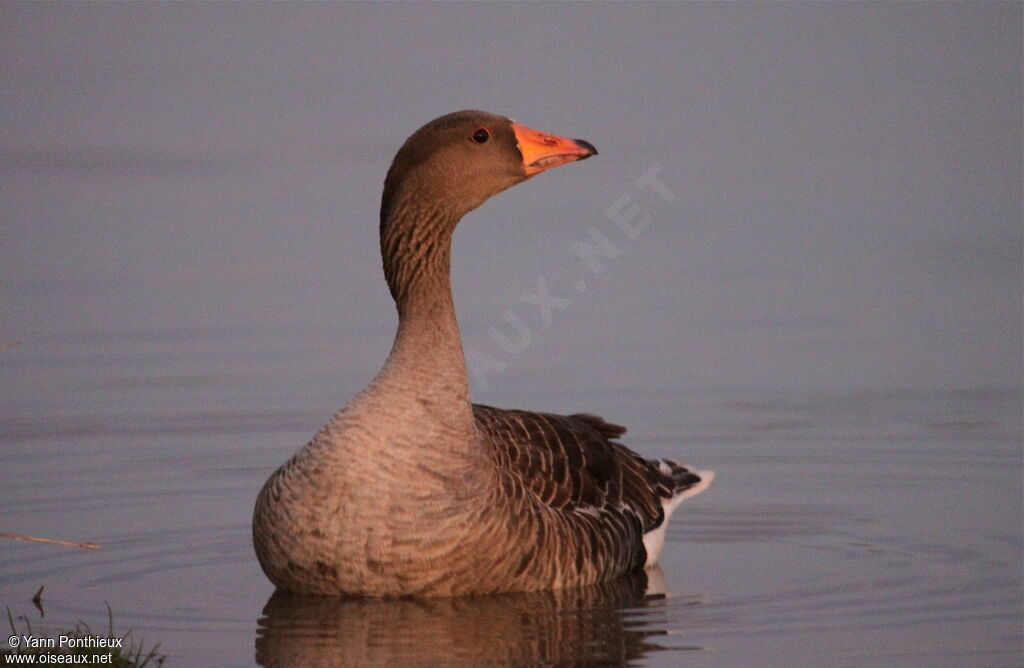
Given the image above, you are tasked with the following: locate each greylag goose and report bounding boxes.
[253,110,713,597]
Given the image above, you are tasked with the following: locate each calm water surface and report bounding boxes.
[1,329,1020,665]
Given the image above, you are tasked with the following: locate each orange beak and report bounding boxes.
[511,122,597,177]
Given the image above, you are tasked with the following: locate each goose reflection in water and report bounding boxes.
[255,567,702,665]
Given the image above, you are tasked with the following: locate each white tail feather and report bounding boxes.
[642,469,715,568]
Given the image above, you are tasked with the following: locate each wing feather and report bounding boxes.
[473,404,702,533]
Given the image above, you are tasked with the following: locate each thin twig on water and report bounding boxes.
[0,531,101,550]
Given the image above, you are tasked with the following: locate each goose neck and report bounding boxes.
[378,200,472,406]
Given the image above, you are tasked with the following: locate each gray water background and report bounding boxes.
[2,4,1021,666]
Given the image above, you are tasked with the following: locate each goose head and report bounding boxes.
[381,110,597,226]
[379,111,596,309]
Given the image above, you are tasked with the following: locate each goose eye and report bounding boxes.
[471,128,490,144]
